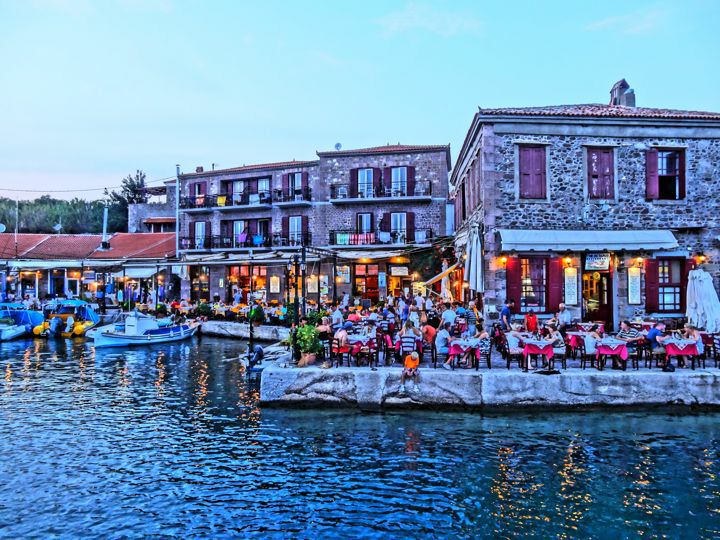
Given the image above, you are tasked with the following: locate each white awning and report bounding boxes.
[112,267,157,279]
[498,229,678,252]
[336,249,408,261]
[423,263,459,286]
[5,260,84,270]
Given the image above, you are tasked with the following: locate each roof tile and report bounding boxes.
[478,103,720,120]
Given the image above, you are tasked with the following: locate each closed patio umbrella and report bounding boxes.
[467,229,477,293]
[463,230,472,284]
[473,230,484,293]
[686,268,720,333]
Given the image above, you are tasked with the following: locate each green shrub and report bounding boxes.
[296,324,322,354]
[249,304,265,324]
[196,303,212,318]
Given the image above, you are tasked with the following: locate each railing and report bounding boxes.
[179,236,212,250]
[212,234,272,249]
[329,182,432,200]
[273,232,312,247]
[329,229,433,246]
[180,195,218,209]
[272,187,312,203]
[180,192,272,209]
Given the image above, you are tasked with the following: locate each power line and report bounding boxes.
[0,175,176,194]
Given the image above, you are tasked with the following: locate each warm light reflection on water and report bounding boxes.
[0,337,718,538]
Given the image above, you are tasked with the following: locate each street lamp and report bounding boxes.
[287,255,301,363]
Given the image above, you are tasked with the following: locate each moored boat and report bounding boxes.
[92,312,198,348]
[0,303,44,341]
[33,299,100,338]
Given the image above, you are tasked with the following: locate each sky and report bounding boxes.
[1,0,719,199]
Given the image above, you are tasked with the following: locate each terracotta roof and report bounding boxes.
[24,235,103,259]
[143,217,176,224]
[478,104,720,120]
[0,233,50,259]
[180,160,318,178]
[89,233,176,260]
[317,144,450,157]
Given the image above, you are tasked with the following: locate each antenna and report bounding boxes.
[334,143,342,151]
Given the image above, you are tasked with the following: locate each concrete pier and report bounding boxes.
[260,361,720,410]
[200,321,290,342]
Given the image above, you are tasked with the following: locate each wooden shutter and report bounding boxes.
[197,182,207,195]
[372,168,382,196]
[519,146,545,199]
[588,148,614,199]
[281,174,289,196]
[406,212,415,242]
[406,166,416,196]
[646,149,659,200]
[383,167,392,196]
[220,220,229,237]
[379,213,390,232]
[301,215,309,244]
[281,216,289,239]
[301,171,309,195]
[505,257,521,311]
[189,220,197,240]
[248,219,257,235]
[535,147,547,198]
[644,259,659,313]
[349,169,358,198]
[678,150,686,200]
[547,257,563,313]
[682,258,694,312]
[249,180,258,194]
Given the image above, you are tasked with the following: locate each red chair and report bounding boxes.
[331,338,350,367]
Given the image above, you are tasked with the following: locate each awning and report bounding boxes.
[498,229,678,252]
[5,260,84,270]
[336,249,408,261]
[423,263,459,286]
[112,267,157,279]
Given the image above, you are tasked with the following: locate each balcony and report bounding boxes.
[180,192,272,212]
[179,236,213,251]
[329,182,433,204]
[328,229,432,247]
[212,234,272,249]
[272,232,312,247]
[272,187,312,206]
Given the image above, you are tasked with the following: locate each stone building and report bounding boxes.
[127,180,177,233]
[176,144,451,304]
[451,80,720,331]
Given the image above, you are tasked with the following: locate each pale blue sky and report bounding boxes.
[1,0,719,198]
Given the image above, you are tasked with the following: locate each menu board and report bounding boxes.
[628,266,642,305]
[564,267,578,305]
[585,253,611,270]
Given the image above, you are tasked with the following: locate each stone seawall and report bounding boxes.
[200,321,289,342]
[260,363,720,410]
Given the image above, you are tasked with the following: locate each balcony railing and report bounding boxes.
[273,232,312,247]
[329,182,432,200]
[179,236,212,250]
[180,192,272,209]
[212,234,272,249]
[329,229,432,246]
[272,187,312,203]
[180,195,218,209]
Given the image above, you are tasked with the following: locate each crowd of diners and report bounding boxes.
[293,294,719,383]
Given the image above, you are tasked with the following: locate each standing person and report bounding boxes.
[524,309,538,334]
[341,291,350,308]
[466,300,478,336]
[424,295,434,313]
[331,304,344,332]
[440,303,457,328]
[500,299,515,331]
[96,285,106,315]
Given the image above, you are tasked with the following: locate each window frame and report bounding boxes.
[356,212,373,234]
[391,166,407,196]
[519,256,548,314]
[585,146,617,201]
[515,144,550,202]
[288,215,302,242]
[656,149,685,201]
[357,168,374,198]
[656,257,683,312]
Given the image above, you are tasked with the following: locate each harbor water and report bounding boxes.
[1,337,719,538]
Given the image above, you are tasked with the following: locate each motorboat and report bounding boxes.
[33,299,100,338]
[92,312,198,348]
[0,303,44,341]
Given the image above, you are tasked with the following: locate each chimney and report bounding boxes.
[609,79,636,107]
[101,204,111,249]
[195,166,204,173]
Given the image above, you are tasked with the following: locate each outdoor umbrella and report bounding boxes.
[463,229,473,285]
[473,230,484,293]
[467,229,477,293]
[686,268,720,333]
[440,260,453,302]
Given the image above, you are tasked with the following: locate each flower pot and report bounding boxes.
[298,352,317,367]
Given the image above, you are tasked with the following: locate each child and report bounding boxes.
[400,351,421,394]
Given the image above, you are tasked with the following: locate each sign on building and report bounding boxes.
[584,253,611,271]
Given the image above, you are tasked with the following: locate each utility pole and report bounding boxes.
[14,199,19,259]
[301,245,307,316]
[175,165,180,257]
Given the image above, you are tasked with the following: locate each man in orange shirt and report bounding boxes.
[400,351,420,394]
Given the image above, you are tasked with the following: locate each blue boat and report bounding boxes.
[0,303,44,340]
[91,312,198,348]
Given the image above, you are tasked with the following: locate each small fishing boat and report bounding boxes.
[0,303,44,340]
[33,299,100,338]
[92,312,198,348]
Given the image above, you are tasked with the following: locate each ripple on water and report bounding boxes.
[0,337,719,538]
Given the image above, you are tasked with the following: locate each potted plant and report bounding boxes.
[296,324,322,366]
[248,304,265,326]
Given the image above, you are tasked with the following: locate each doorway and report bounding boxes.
[582,267,613,329]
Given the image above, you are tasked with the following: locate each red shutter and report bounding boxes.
[519,147,545,199]
[301,171,309,194]
[379,213,390,232]
[406,166,416,196]
[505,257,521,312]
[406,212,415,242]
[547,257,563,313]
[372,168,382,196]
[678,150,686,200]
[189,220,197,240]
[383,167,392,196]
[349,169,358,198]
[248,220,257,235]
[203,220,210,241]
[588,148,614,199]
[646,149,659,200]
[198,182,207,195]
[645,259,659,313]
[249,180,258,194]
[281,216,289,239]
[681,258,694,312]
[301,215,309,244]
[535,147,547,198]
[519,148,532,198]
[282,174,289,195]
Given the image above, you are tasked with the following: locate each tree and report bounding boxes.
[105,170,150,231]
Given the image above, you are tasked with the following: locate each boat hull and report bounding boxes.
[93,324,198,348]
[0,325,26,341]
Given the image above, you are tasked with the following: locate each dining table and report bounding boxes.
[576,322,605,334]
[595,337,628,370]
[521,338,555,371]
[663,338,699,358]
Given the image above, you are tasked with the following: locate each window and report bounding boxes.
[390,212,406,244]
[587,148,614,199]
[258,178,270,195]
[520,258,547,313]
[233,220,246,247]
[647,148,685,201]
[232,180,244,194]
[658,259,682,311]
[288,173,302,193]
[289,216,302,243]
[257,219,270,239]
[518,146,547,199]
[193,222,206,249]
[391,167,407,196]
[357,168,374,198]
[356,213,372,233]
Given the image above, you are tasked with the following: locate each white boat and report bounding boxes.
[92,312,198,348]
[0,303,44,341]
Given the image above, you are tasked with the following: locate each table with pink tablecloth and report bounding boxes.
[595,340,628,369]
[449,339,480,358]
[664,340,698,357]
[522,342,554,370]
[577,322,605,334]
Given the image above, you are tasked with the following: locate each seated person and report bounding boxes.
[362,319,377,340]
[421,321,436,347]
[333,321,352,352]
[436,322,455,370]
[582,324,603,355]
[399,320,421,338]
[399,351,421,394]
[347,309,361,323]
[316,317,332,340]
[646,322,671,354]
[616,320,643,353]
[680,324,704,368]
[545,324,566,355]
[505,324,525,352]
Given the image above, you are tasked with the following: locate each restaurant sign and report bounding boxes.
[628,266,642,305]
[584,253,611,271]
[564,267,578,305]
[390,266,409,277]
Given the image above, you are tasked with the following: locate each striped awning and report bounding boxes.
[423,263,459,286]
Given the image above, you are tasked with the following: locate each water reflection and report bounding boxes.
[0,338,719,538]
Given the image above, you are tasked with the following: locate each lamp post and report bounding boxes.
[288,255,301,363]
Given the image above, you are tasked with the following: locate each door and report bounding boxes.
[193,221,207,249]
[582,268,613,329]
